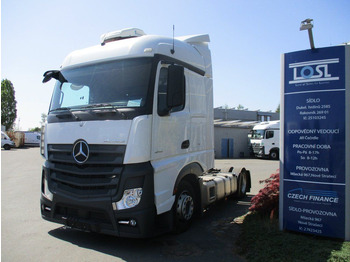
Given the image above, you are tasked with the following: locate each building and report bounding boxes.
[214,107,279,159]
[214,107,279,122]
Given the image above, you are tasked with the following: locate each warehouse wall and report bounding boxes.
[214,126,251,159]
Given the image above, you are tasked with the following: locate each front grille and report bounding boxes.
[251,143,262,154]
[48,144,126,198]
[48,144,125,164]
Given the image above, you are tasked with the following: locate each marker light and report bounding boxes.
[40,124,45,157]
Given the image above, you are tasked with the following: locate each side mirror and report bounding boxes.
[43,70,59,83]
[167,65,185,108]
[42,70,66,83]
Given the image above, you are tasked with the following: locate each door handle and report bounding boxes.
[181,140,190,149]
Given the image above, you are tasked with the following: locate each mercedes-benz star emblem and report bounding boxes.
[72,140,89,164]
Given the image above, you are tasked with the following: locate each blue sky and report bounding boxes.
[1,0,349,130]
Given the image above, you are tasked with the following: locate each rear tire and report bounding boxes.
[173,180,196,233]
[236,170,247,199]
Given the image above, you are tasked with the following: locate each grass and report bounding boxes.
[237,212,350,262]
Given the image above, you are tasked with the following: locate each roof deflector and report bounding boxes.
[176,34,210,44]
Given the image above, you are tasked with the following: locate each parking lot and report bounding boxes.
[2,148,278,262]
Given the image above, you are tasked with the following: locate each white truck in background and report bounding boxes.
[1,131,14,150]
[249,120,280,160]
[40,28,251,238]
[24,132,41,146]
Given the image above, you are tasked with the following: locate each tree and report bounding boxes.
[28,113,48,132]
[41,113,47,125]
[1,79,17,130]
[237,104,245,110]
[28,127,41,132]
[276,104,280,113]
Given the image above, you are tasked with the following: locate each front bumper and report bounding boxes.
[252,144,265,157]
[40,162,157,238]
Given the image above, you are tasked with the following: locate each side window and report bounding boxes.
[158,67,168,115]
[266,130,274,139]
[157,65,185,116]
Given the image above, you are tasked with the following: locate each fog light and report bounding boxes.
[43,175,53,201]
[118,219,137,227]
[130,219,137,227]
[114,188,142,210]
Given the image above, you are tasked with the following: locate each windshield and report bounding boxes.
[251,129,265,139]
[49,58,152,111]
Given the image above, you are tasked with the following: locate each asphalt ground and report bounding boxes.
[1,147,278,262]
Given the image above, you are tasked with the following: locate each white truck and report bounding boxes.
[24,132,41,146]
[249,120,280,160]
[40,28,251,238]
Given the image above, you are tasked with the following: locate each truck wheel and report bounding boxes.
[4,144,11,150]
[269,150,279,160]
[174,180,195,233]
[236,171,247,198]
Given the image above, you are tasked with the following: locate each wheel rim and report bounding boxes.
[271,152,278,159]
[176,192,194,221]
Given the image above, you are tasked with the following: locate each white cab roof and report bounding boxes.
[61,29,212,77]
[253,120,280,130]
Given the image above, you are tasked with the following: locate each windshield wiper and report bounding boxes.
[50,107,80,120]
[82,104,127,119]
[50,107,72,112]
[82,103,115,109]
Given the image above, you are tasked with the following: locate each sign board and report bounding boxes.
[280,45,350,240]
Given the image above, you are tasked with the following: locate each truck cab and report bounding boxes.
[40,28,215,237]
[250,120,280,160]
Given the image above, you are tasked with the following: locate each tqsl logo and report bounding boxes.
[289,58,339,84]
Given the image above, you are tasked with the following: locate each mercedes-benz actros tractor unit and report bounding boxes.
[40,28,251,238]
[250,120,280,160]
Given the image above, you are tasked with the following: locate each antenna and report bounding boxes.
[171,25,175,54]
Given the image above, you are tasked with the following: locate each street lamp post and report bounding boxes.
[300,18,315,49]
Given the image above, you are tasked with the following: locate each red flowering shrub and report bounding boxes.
[249,170,280,219]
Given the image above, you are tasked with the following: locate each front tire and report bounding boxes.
[269,150,279,160]
[173,180,195,233]
[4,144,11,150]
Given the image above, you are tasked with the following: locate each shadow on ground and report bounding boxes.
[49,195,253,262]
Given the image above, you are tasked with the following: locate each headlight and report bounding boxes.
[114,188,142,210]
